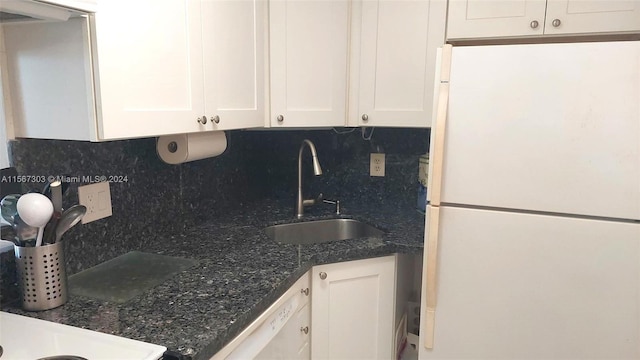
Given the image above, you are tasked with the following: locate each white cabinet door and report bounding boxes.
[447,0,640,40]
[311,256,395,360]
[351,0,445,128]
[419,205,640,359]
[447,0,547,39]
[269,0,349,128]
[439,41,640,220]
[544,0,640,35]
[93,0,207,140]
[202,0,267,131]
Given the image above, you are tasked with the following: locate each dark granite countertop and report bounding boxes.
[2,199,425,359]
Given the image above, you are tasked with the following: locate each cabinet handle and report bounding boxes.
[197,116,207,125]
[530,20,539,29]
[212,115,220,124]
[300,326,309,334]
[430,45,452,206]
[552,18,561,27]
[300,288,309,296]
[277,115,284,122]
[319,272,327,280]
[424,206,442,349]
[361,114,368,122]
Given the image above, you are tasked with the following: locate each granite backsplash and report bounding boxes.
[240,128,431,209]
[1,127,428,305]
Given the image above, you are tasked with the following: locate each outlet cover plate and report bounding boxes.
[78,182,113,224]
[370,153,385,177]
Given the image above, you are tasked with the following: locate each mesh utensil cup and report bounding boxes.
[14,241,67,311]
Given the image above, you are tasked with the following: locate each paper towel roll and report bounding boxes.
[157,131,227,164]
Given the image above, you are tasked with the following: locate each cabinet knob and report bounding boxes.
[212,115,220,124]
[361,114,368,122]
[300,288,309,296]
[319,272,327,280]
[530,20,539,29]
[277,115,284,122]
[197,116,207,125]
[300,326,309,334]
[552,18,561,27]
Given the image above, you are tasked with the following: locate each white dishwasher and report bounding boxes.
[212,272,311,360]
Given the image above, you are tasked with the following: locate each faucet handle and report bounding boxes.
[322,199,341,215]
[302,193,324,207]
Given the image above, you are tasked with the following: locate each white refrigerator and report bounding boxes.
[419,41,640,359]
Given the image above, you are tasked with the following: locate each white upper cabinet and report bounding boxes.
[544,0,640,35]
[447,0,640,40]
[269,0,349,128]
[93,0,206,139]
[5,0,447,136]
[349,0,446,128]
[447,0,547,39]
[201,0,267,131]
[3,0,267,141]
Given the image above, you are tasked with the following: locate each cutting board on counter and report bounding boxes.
[68,251,198,303]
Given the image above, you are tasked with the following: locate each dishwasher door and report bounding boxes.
[214,272,311,360]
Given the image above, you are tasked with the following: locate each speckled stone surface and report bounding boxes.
[7,134,255,277]
[2,127,429,358]
[3,128,428,281]
[2,199,425,359]
[240,128,431,206]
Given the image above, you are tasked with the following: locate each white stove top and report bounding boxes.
[0,312,166,360]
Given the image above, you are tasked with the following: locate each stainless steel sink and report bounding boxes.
[264,218,384,245]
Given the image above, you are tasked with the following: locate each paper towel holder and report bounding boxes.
[157,131,227,165]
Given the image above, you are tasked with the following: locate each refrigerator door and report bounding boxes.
[419,205,640,359]
[437,41,640,220]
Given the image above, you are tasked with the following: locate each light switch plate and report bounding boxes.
[78,182,113,224]
[370,153,385,177]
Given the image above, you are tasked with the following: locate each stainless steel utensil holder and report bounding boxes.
[14,242,67,311]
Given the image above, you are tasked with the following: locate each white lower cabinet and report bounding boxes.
[311,255,396,360]
[213,255,401,360]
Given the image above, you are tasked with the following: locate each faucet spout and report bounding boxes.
[297,139,322,219]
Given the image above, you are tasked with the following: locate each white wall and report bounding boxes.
[0,25,13,169]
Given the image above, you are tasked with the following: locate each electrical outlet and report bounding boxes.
[370,153,385,177]
[78,182,113,224]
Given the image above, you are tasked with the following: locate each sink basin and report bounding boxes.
[264,219,384,245]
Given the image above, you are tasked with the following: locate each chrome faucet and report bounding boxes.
[296,139,322,219]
